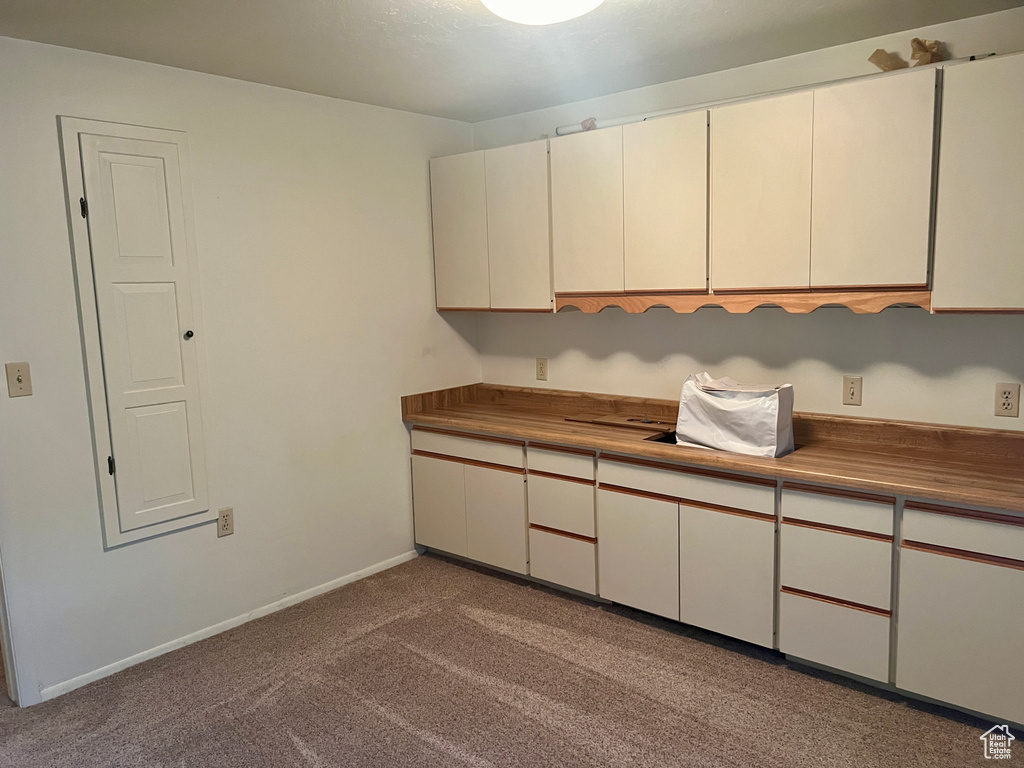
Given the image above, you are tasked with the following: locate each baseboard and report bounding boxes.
[37,549,418,703]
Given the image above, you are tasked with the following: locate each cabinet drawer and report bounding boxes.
[527,474,595,538]
[600,457,774,516]
[529,528,597,595]
[527,445,594,481]
[781,485,893,535]
[903,503,1024,561]
[779,590,890,682]
[781,522,892,609]
[412,428,524,469]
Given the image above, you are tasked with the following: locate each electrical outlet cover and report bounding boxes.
[995,383,1020,418]
[536,358,548,381]
[217,507,234,537]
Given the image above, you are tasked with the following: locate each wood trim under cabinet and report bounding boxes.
[601,453,777,488]
[528,441,597,457]
[903,501,1024,528]
[782,517,893,542]
[782,481,895,506]
[489,307,554,313]
[412,450,526,475]
[780,585,892,617]
[436,307,491,312]
[528,469,596,486]
[599,483,681,505]
[529,523,597,544]
[932,308,1024,314]
[412,425,526,447]
[902,540,1024,572]
[554,290,931,315]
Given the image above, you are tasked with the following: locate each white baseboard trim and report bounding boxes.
[38,549,418,703]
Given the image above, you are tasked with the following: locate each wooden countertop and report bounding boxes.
[402,383,1024,514]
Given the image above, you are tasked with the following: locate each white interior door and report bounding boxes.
[62,118,211,543]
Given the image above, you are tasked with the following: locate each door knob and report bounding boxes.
[183,330,194,340]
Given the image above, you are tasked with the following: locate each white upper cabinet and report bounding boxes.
[932,53,1024,310]
[485,140,552,310]
[810,69,935,289]
[430,151,490,309]
[711,91,813,291]
[623,111,708,292]
[551,127,624,293]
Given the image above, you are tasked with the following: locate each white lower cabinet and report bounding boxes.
[528,528,597,595]
[597,489,679,620]
[896,547,1024,724]
[679,504,775,647]
[465,465,529,575]
[411,455,468,557]
[779,591,890,682]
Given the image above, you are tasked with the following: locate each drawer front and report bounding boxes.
[896,547,1024,725]
[412,429,524,469]
[903,505,1024,562]
[529,528,597,595]
[527,446,594,481]
[782,487,893,536]
[779,590,890,682]
[599,459,775,516]
[781,523,892,609]
[527,474,595,538]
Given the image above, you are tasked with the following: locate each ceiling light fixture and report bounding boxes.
[481,0,605,26]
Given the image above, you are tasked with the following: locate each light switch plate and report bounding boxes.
[217,508,234,537]
[843,375,862,406]
[5,362,32,397]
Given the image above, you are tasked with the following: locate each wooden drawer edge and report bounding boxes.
[902,540,1024,572]
[780,586,891,617]
[782,481,895,506]
[782,516,893,542]
[528,469,596,486]
[600,453,776,488]
[602,484,775,522]
[529,523,597,544]
[528,441,596,457]
[412,450,526,475]
[904,501,1024,529]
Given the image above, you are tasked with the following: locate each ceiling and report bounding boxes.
[1,0,1021,122]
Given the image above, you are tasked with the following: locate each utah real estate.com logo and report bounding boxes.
[980,725,1015,760]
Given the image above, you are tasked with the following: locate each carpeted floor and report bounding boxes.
[0,554,1012,767]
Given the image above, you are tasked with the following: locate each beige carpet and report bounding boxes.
[0,554,1012,767]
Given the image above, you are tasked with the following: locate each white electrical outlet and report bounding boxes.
[995,383,1020,418]
[217,508,234,537]
[842,375,862,406]
[536,358,548,381]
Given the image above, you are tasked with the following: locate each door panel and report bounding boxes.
[597,489,679,620]
[411,455,468,556]
[80,131,209,533]
[465,465,528,574]
[710,91,813,290]
[430,151,490,308]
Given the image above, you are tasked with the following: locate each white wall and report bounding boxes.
[474,8,1024,431]
[0,36,478,704]
[473,7,1024,149]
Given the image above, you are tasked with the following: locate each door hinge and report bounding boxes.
[80,197,89,218]
[107,455,115,475]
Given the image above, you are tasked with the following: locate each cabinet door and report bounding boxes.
[411,455,467,556]
[597,489,679,620]
[623,111,708,291]
[810,69,935,288]
[465,465,528,574]
[896,548,1024,724]
[710,91,813,290]
[932,53,1024,310]
[550,127,624,293]
[429,151,489,309]
[485,140,552,310]
[679,504,776,647]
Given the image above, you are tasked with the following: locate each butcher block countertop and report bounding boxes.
[402,383,1024,514]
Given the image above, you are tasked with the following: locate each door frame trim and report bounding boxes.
[58,116,217,548]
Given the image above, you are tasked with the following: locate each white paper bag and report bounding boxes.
[675,373,794,458]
